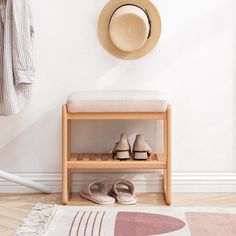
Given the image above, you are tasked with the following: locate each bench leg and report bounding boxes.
[163,105,172,205]
[62,105,70,204]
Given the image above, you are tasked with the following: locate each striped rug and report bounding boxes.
[15,203,236,236]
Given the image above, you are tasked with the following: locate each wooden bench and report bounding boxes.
[62,90,172,205]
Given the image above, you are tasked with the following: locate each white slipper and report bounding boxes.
[80,180,115,205]
[109,179,137,205]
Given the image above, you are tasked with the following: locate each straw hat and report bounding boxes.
[98,0,161,60]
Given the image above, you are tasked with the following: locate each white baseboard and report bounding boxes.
[0,172,236,193]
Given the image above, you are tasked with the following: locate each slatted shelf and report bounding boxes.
[67,153,166,169]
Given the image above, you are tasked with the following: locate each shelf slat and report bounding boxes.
[67,153,166,169]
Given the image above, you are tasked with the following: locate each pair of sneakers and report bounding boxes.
[112,133,152,160]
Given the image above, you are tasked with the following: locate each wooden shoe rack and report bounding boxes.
[62,105,172,205]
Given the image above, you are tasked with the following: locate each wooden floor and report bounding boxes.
[0,192,236,236]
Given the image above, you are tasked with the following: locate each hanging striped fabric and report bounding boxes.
[0,0,35,116]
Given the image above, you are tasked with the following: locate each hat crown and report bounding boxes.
[109,5,150,52]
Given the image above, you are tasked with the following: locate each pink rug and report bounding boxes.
[15,203,236,236]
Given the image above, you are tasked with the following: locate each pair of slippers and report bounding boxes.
[80,179,136,205]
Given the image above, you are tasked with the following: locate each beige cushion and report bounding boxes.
[67,90,169,113]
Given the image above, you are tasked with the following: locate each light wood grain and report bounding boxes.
[164,105,172,205]
[62,105,69,204]
[67,112,167,120]
[67,153,166,169]
[62,105,172,205]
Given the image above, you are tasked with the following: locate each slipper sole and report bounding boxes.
[80,192,115,205]
[109,191,137,205]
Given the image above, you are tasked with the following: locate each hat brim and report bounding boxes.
[97,0,161,60]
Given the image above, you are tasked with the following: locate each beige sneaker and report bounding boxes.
[133,134,152,160]
[112,133,131,160]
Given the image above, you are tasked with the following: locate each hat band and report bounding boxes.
[108,3,152,39]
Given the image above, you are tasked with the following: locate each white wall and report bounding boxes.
[0,0,236,189]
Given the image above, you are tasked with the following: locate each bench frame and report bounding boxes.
[62,104,172,205]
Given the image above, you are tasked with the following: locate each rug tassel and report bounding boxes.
[15,203,55,236]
